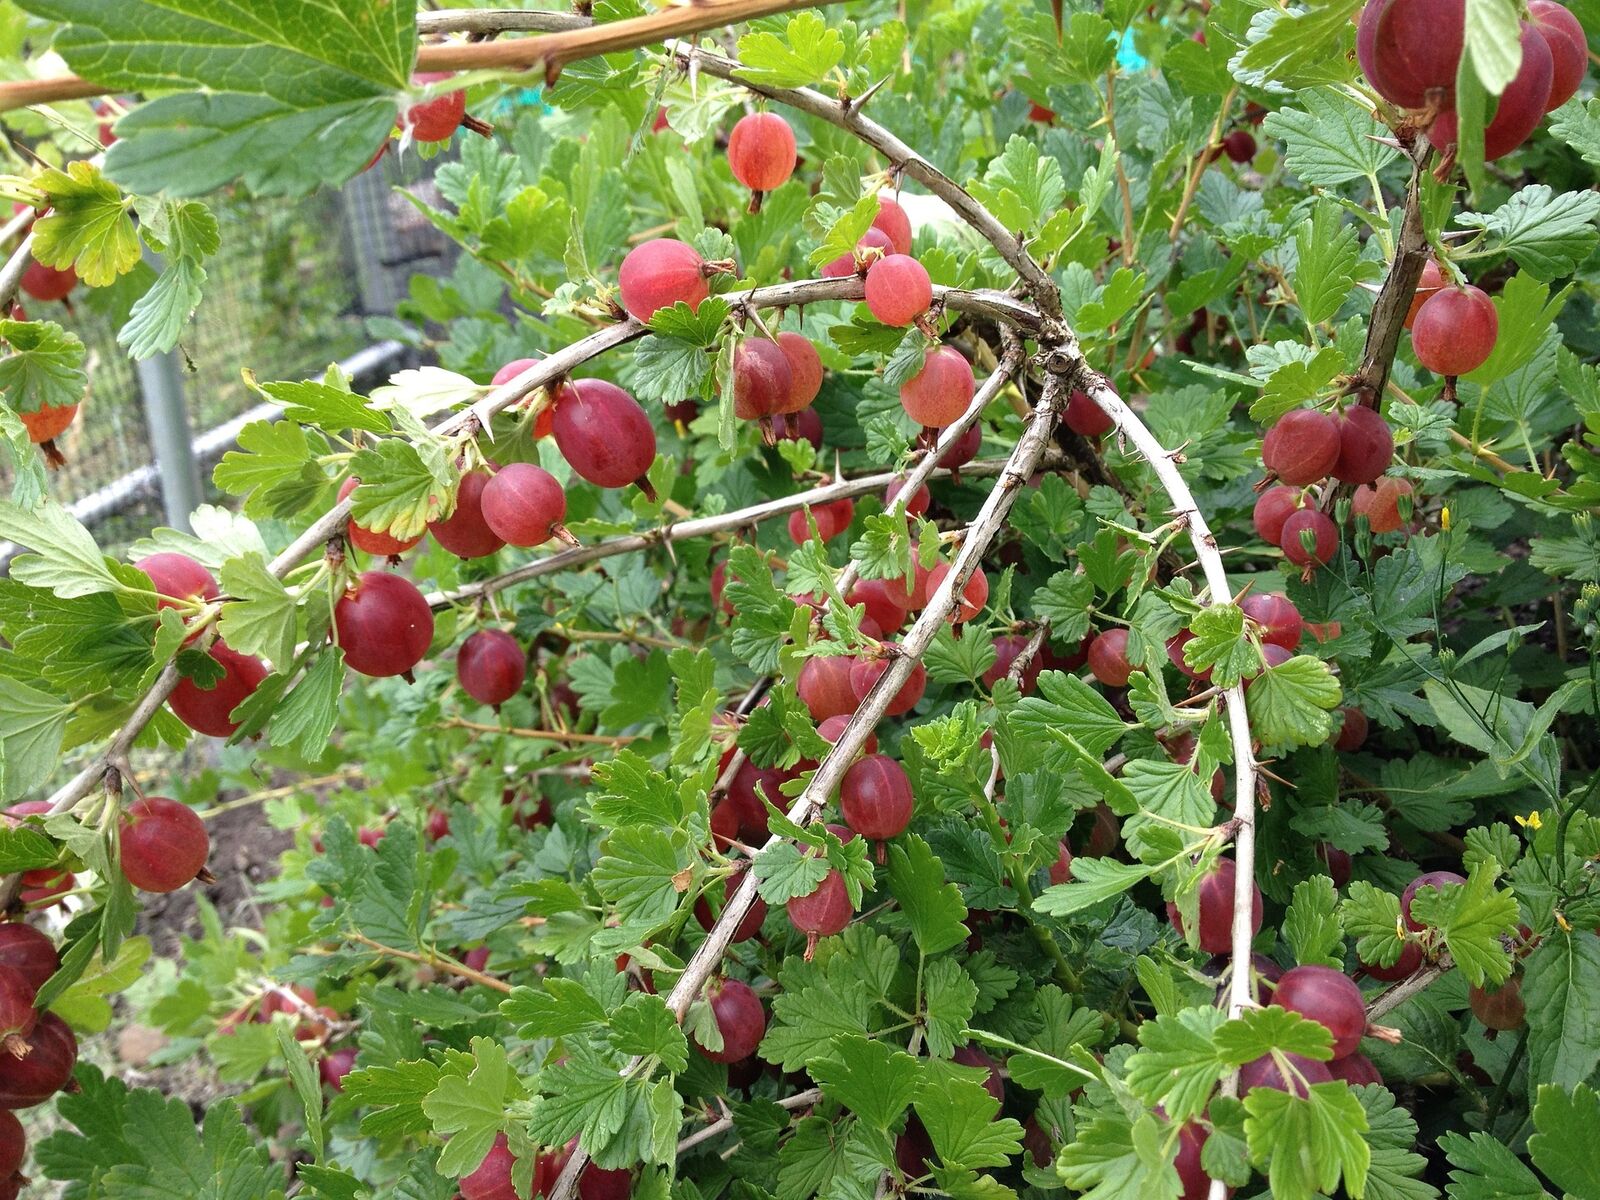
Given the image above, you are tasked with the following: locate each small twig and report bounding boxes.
[677,1087,821,1154]
[346,932,512,994]
[0,231,36,314]
[1365,954,1451,1020]
[440,718,636,747]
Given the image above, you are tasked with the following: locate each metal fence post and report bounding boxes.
[135,252,202,533]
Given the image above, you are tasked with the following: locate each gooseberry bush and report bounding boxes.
[0,2,1598,1199]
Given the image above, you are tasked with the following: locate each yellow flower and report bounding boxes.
[1515,811,1543,830]
[1441,506,1451,532]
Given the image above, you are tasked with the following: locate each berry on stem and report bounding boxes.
[333,571,435,679]
[120,796,209,893]
[1403,260,1446,329]
[19,261,75,303]
[338,478,422,557]
[0,925,59,997]
[1430,23,1552,160]
[695,865,767,943]
[1352,476,1415,533]
[694,977,765,1063]
[776,331,824,413]
[901,346,975,427]
[20,402,77,467]
[1240,592,1303,650]
[0,1011,76,1106]
[1262,409,1341,486]
[850,652,927,714]
[1253,485,1302,543]
[553,379,658,496]
[734,337,794,435]
[1333,405,1394,485]
[873,195,914,255]
[1412,285,1498,377]
[170,641,268,738]
[481,462,571,547]
[798,655,860,722]
[403,73,467,142]
[728,112,798,205]
[864,254,932,326]
[490,358,557,439]
[618,239,712,321]
[820,227,894,278]
[429,470,504,559]
[1064,388,1115,437]
[1280,508,1338,571]
[1368,0,1466,109]
[1166,857,1262,954]
[839,753,914,849]
[1088,628,1134,687]
[1529,0,1587,110]
[925,562,987,623]
[786,866,852,956]
[456,630,527,708]
[1271,964,1367,1058]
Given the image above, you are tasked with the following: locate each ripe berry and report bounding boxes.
[0,1110,22,1181]
[0,1011,76,1106]
[1272,964,1367,1058]
[1430,22,1552,160]
[481,463,569,547]
[1222,130,1257,162]
[776,331,824,413]
[1253,485,1302,543]
[0,968,36,1055]
[20,401,77,467]
[1240,593,1303,649]
[925,562,987,623]
[1368,0,1466,109]
[850,653,927,715]
[1048,840,1074,884]
[1064,388,1115,437]
[1317,844,1353,888]
[1529,0,1587,110]
[1166,630,1211,682]
[840,754,914,847]
[120,796,209,893]
[849,580,910,635]
[788,497,854,544]
[1088,629,1134,687]
[333,570,435,678]
[1173,1121,1220,1200]
[863,254,932,326]
[1280,508,1338,569]
[1364,940,1424,981]
[1328,1052,1382,1086]
[338,478,422,557]
[1400,870,1465,931]
[935,422,983,473]
[490,358,556,439]
[618,239,711,321]
[1468,975,1526,1030]
[821,227,894,278]
[885,562,935,610]
[579,1163,635,1200]
[136,552,218,612]
[873,195,914,255]
[403,73,467,142]
[1166,857,1262,954]
[786,866,852,953]
[320,1048,357,1091]
[461,1133,520,1200]
[0,925,58,997]
[952,1045,1004,1104]
[983,633,1044,693]
[1352,476,1415,533]
[1262,409,1341,485]
[791,406,824,448]
[456,629,526,707]
[1404,260,1446,329]
[552,379,657,493]
[430,471,505,559]
[901,346,975,427]
[19,261,75,303]
[1333,405,1394,484]
[695,977,765,1063]
[727,760,793,841]
[695,864,767,943]
[1333,706,1369,751]
[1239,1051,1333,1097]
[734,338,794,426]
[816,714,876,756]
[884,477,930,519]
[170,641,268,737]
[1412,285,1498,377]
[799,655,860,722]
[727,112,798,194]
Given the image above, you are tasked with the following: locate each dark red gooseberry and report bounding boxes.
[873,195,914,255]
[1048,841,1073,885]
[552,379,657,492]
[1364,940,1424,982]
[1088,628,1134,687]
[952,1044,1004,1104]
[695,865,767,943]
[1222,130,1256,162]
[0,1011,77,1107]
[338,478,423,557]
[1430,23,1552,160]
[1064,388,1115,437]
[1253,485,1302,544]
[404,73,467,143]
[0,1110,22,1180]
[1404,260,1446,329]
[798,655,860,722]
[787,497,853,544]
[1280,509,1338,569]
[901,347,975,427]
[1240,592,1303,650]
[1272,964,1368,1058]
[776,331,824,413]
[727,112,798,193]
[489,358,557,439]
[19,261,75,303]
[456,630,527,707]
[170,641,268,738]
[1239,1051,1332,1097]
[864,254,932,326]
[333,570,435,679]
[1166,630,1212,682]
[1333,405,1394,485]
[1328,1052,1382,1086]
[429,471,505,559]
[695,977,765,1063]
[1174,1120,1228,1200]
[579,1163,635,1200]
[839,753,914,846]
[1400,870,1466,931]
[816,714,877,756]
[320,1048,357,1091]
[0,925,58,998]
[120,796,209,893]
[1469,975,1526,1030]
[1166,857,1263,954]
[481,463,568,548]
[791,405,824,448]
[1369,0,1466,109]
[786,868,853,953]
[1317,844,1353,888]
[1412,285,1498,377]
[983,634,1044,693]
[849,654,927,715]
[617,239,710,322]
[1262,409,1341,486]
[460,1133,519,1200]
[136,552,219,611]
[935,422,983,471]
[734,338,793,424]
[0,968,36,1055]
[1529,0,1587,109]
[849,579,910,633]
[1334,706,1369,751]
[884,477,931,519]
[925,562,987,623]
